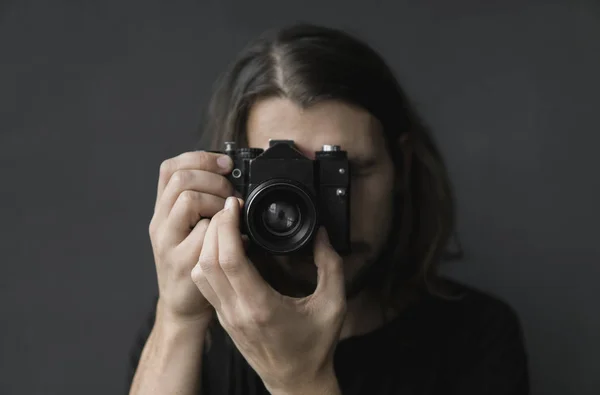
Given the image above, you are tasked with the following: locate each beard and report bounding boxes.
[246,239,384,300]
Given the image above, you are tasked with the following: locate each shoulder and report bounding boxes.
[392,277,527,359]
[431,278,522,330]
[424,278,529,386]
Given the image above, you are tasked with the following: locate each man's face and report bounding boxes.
[245,98,396,297]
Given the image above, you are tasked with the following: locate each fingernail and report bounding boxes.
[319,227,329,242]
[217,155,233,170]
[225,196,236,210]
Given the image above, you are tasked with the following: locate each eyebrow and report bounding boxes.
[349,156,377,168]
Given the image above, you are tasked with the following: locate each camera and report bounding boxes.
[214,139,350,255]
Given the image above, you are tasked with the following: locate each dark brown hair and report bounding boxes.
[196,23,461,308]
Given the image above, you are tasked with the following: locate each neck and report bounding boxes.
[339,290,387,340]
[339,286,417,340]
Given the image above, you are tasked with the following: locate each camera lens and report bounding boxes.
[244,180,318,254]
[261,201,301,236]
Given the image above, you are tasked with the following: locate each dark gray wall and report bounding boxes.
[1,1,599,394]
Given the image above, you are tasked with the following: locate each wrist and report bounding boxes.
[155,301,214,332]
[267,364,341,395]
[133,307,210,395]
[152,317,211,361]
[155,308,213,345]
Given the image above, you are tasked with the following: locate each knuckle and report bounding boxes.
[248,308,272,326]
[190,264,204,283]
[219,256,240,274]
[149,227,167,251]
[153,232,171,255]
[159,159,173,178]
[149,227,161,246]
[197,256,216,273]
[196,150,211,168]
[225,313,243,331]
[179,190,197,204]
[148,218,158,237]
[170,170,189,187]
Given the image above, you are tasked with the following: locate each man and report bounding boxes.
[128,24,529,395]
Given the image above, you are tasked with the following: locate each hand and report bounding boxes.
[191,197,347,394]
[149,150,237,325]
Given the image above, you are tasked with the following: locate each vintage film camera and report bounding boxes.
[213,139,350,255]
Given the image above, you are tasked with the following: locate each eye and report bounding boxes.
[350,158,376,177]
[350,164,365,177]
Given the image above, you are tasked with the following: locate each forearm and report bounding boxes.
[129,316,209,395]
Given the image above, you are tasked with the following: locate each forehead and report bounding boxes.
[246,98,381,159]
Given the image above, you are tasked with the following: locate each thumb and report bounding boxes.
[311,227,346,303]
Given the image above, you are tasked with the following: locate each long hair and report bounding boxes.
[196,23,461,309]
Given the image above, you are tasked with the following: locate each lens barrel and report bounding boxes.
[244,179,318,254]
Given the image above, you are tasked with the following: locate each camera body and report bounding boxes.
[214,139,350,255]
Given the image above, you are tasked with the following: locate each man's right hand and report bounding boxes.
[149,150,236,326]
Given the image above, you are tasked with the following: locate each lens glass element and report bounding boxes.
[261,201,301,236]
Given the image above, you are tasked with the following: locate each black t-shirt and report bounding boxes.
[127,280,529,394]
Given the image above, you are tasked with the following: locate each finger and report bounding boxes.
[156,151,234,211]
[163,192,226,246]
[177,217,210,263]
[191,262,220,310]
[311,227,346,303]
[154,169,234,224]
[218,197,272,302]
[195,212,236,308]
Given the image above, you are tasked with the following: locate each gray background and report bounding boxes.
[1,0,599,394]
